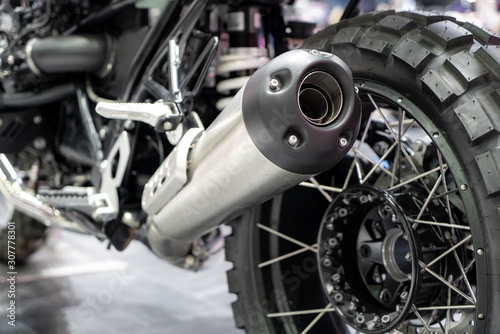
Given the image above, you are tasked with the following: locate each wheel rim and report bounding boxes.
[254,81,482,334]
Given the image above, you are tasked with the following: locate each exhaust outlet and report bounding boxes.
[145,49,361,256]
[298,71,343,126]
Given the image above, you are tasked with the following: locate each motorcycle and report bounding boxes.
[1,0,499,333]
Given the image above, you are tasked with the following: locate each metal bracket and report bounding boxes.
[96,100,183,132]
[142,127,203,215]
[98,131,131,222]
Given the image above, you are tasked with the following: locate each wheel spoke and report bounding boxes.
[408,219,470,230]
[387,165,444,192]
[415,173,443,221]
[257,223,318,253]
[309,177,333,202]
[361,141,397,184]
[413,307,434,334]
[446,284,451,334]
[419,260,475,304]
[299,182,342,193]
[258,243,318,268]
[438,151,455,226]
[267,304,336,318]
[416,305,476,311]
[361,116,417,184]
[353,147,395,179]
[391,109,405,187]
[425,234,472,268]
[300,303,334,334]
[448,238,477,303]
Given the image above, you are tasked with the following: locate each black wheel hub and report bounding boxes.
[318,186,421,333]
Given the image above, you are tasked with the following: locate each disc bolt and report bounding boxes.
[400,291,408,300]
[331,273,342,282]
[338,208,348,217]
[326,223,334,231]
[339,137,349,148]
[287,134,299,146]
[334,292,343,302]
[328,237,339,248]
[355,313,365,324]
[477,248,484,255]
[381,315,391,324]
[405,252,411,262]
[478,313,485,320]
[269,78,280,91]
[460,184,468,190]
[321,257,332,267]
[310,49,320,56]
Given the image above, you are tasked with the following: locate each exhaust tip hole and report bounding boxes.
[298,71,343,126]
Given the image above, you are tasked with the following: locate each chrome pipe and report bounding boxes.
[146,49,361,257]
[0,154,88,234]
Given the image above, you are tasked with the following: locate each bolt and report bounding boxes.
[287,134,298,146]
[99,128,107,139]
[163,121,173,131]
[7,54,15,65]
[124,120,135,130]
[355,86,359,94]
[334,292,343,302]
[338,208,348,217]
[339,137,349,148]
[355,313,365,324]
[33,115,42,124]
[269,78,280,91]
[331,273,341,282]
[33,137,46,150]
[321,257,332,267]
[405,252,411,262]
[328,237,339,247]
[400,291,408,300]
[478,313,485,320]
[326,223,334,231]
[381,315,391,323]
[310,49,320,56]
[477,248,484,255]
[460,184,468,190]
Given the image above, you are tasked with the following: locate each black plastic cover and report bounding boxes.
[241,49,361,175]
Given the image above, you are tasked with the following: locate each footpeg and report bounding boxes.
[96,101,183,132]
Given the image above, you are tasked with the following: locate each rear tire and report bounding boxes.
[227,10,500,334]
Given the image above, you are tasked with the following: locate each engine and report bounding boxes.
[0,0,109,93]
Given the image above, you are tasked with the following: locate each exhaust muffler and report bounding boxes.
[144,49,361,258]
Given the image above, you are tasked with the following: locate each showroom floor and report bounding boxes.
[0,227,244,334]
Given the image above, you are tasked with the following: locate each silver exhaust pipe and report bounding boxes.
[0,154,88,234]
[144,49,361,258]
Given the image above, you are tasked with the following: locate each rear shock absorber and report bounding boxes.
[215,5,270,110]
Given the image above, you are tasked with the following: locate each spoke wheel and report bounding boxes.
[226,11,500,334]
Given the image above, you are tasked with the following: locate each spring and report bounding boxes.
[215,48,269,110]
